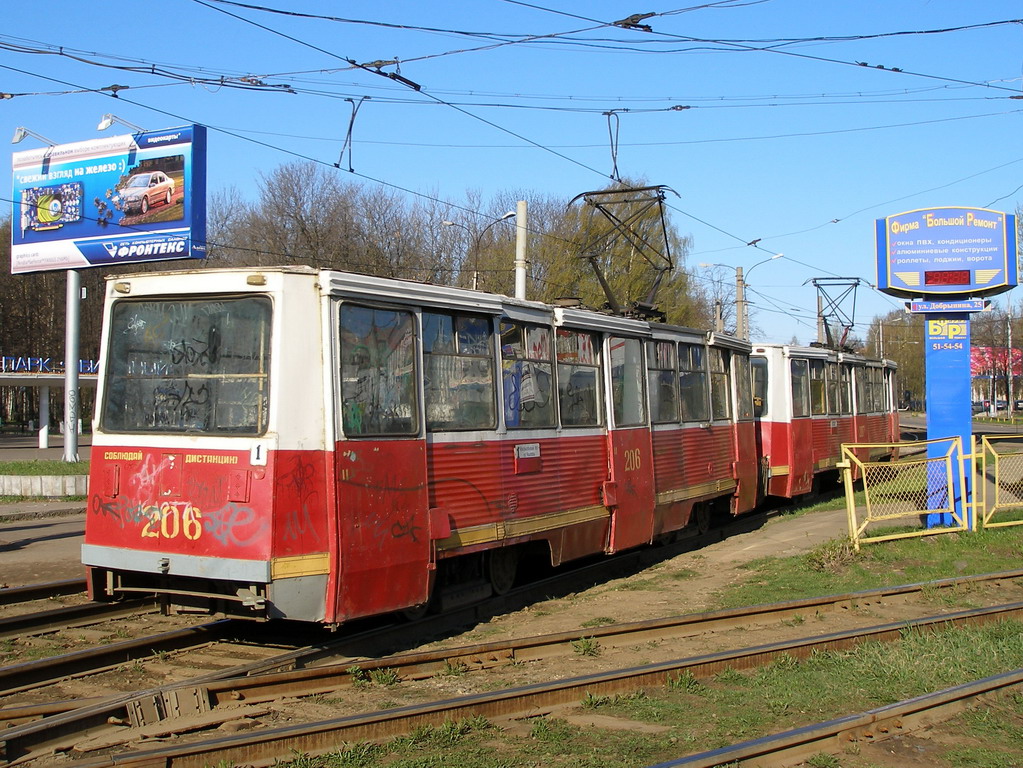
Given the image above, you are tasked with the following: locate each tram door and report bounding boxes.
[605,336,655,552]
[334,304,431,620]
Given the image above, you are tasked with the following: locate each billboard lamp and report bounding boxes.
[11,126,56,146]
[97,113,146,132]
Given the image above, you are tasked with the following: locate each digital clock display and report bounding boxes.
[924,270,971,286]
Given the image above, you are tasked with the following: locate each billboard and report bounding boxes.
[10,125,206,274]
[875,206,1017,298]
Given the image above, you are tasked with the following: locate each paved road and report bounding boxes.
[0,433,92,462]
[0,511,86,586]
[0,434,91,585]
[900,413,1023,437]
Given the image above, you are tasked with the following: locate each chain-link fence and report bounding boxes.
[840,436,969,550]
[981,435,1023,529]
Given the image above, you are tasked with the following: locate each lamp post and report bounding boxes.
[700,253,782,339]
[442,211,515,291]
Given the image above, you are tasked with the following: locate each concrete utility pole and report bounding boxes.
[734,266,747,340]
[514,200,528,300]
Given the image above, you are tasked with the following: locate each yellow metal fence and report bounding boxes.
[981,435,1023,529]
[840,436,970,550]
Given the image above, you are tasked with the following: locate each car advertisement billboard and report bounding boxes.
[875,206,1017,299]
[10,125,207,274]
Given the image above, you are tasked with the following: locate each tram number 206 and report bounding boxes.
[141,503,203,541]
[623,448,642,472]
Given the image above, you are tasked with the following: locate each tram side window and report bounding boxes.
[790,359,810,418]
[709,347,732,420]
[854,367,871,413]
[679,343,710,421]
[870,368,885,413]
[734,353,754,420]
[501,321,555,428]
[647,341,679,423]
[423,312,496,431]
[340,305,418,436]
[839,364,852,414]
[826,362,839,415]
[610,336,646,427]
[103,296,272,435]
[809,360,827,415]
[751,356,768,417]
[556,329,602,427]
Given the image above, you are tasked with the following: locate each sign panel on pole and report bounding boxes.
[875,207,1017,298]
[10,125,207,274]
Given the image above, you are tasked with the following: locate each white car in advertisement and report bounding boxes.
[120,171,175,215]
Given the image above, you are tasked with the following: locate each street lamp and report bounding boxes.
[699,253,782,339]
[442,211,515,291]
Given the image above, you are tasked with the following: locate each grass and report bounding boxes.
[0,459,89,475]
[716,523,1023,610]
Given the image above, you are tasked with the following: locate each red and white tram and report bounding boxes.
[750,344,899,499]
[83,266,760,623]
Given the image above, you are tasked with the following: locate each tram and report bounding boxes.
[82,267,894,623]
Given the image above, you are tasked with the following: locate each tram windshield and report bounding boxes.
[101,296,272,434]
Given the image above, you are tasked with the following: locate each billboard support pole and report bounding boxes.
[38,387,49,450]
[924,313,971,526]
[63,269,80,463]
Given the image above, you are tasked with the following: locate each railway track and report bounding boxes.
[42,598,1023,768]
[0,517,726,691]
[0,579,85,606]
[4,568,1023,765]
[0,598,157,641]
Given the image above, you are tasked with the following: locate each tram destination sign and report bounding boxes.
[875,206,1017,299]
[10,125,207,274]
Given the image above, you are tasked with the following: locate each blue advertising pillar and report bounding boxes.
[924,314,971,526]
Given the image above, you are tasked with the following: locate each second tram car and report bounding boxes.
[750,344,899,498]
[83,266,769,624]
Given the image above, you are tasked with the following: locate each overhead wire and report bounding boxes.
[189,0,611,178]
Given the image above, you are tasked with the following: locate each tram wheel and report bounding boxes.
[693,503,711,536]
[487,547,519,595]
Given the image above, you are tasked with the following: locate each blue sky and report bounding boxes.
[3,1,1021,343]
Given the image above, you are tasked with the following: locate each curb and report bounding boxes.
[0,475,88,497]
[0,504,86,523]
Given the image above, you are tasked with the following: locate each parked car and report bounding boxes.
[119,171,174,215]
